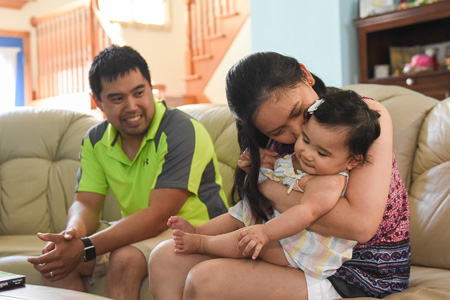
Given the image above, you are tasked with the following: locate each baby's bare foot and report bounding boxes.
[173,229,205,254]
[167,216,196,233]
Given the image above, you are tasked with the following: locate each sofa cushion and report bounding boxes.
[409,99,450,269]
[0,108,101,234]
[0,235,46,257]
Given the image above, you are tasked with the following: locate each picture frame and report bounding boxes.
[374,64,390,78]
[359,0,397,18]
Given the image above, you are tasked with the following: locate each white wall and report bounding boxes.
[118,0,185,97]
[250,0,359,87]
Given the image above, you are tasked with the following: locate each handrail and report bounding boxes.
[31,0,112,101]
[183,0,249,102]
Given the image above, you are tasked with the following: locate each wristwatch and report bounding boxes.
[80,237,96,262]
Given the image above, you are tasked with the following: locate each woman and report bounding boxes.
[149,52,410,300]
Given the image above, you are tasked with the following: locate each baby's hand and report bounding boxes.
[167,216,196,233]
[237,225,270,259]
[260,148,278,169]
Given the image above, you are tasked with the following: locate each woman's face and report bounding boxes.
[254,83,318,144]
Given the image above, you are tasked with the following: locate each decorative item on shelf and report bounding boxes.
[397,0,442,10]
[403,47,441,74]
[374,64,391,78]
[424,47,440,69]
[445,57,450,70]
[446,45,450,70]
[359,0,398,18]
[403,54,435,74]
[389,45,422,76]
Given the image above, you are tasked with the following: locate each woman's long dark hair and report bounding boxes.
[226,52,328,221]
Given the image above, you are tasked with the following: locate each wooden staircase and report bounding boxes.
[184,0,249,103]
[31,0,113,103]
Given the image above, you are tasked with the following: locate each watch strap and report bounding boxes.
[80,237,96,262]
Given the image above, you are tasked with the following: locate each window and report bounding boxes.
[98,0,169,26]
[0,34,27,110]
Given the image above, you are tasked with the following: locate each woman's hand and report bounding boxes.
[237,148,278,173]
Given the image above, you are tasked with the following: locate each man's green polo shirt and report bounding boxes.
[76,100,228,225]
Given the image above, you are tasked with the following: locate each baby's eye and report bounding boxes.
[318,152,328,157]
[302,137,309,144]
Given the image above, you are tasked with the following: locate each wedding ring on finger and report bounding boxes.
[50,271,54,278]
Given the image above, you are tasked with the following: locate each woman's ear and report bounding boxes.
[347,155,363,171]
[299,63,315,87]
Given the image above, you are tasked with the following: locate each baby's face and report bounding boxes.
[294,118,358,175]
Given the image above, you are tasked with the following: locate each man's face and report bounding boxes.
[94,69,154,141]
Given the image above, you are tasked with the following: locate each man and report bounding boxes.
[27,45,229,300]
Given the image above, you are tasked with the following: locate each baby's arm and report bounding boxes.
[238,174,346,258]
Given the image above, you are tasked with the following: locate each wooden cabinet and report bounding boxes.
[354,1,450,100]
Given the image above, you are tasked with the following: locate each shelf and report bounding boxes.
[368,69,450,99]
[354,0,450,99]
[354,1,450,31]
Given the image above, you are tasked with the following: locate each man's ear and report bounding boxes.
[347,155,363,171]
[91,93,103,112]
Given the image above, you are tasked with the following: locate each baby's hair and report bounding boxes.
[306,90,381,163]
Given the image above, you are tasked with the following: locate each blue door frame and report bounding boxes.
[0,36,25,107]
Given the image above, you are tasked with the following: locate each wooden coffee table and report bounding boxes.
[0,284,111,299]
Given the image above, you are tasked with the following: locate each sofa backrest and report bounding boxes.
[408,98,450,270]
[0,107,120,235]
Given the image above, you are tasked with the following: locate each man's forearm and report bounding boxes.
[66,201,101,237]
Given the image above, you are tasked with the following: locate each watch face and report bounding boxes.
[84,245,96,262]
[81,238,96,262]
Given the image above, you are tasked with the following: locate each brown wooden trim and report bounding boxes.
[0,0,31,10]
[31,0,89,25]
[192,54,213,61]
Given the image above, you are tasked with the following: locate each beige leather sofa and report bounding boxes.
[0,84,449,299]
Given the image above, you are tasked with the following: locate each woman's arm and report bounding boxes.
[261,100,392,243]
